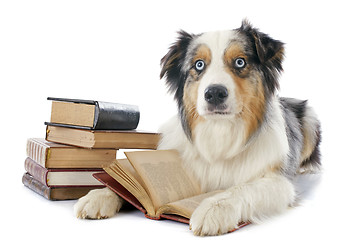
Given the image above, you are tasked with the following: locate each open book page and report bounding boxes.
[158,190,223,219]
[125,150,202,215]
[105,159,156,216]
[116,158,144,186]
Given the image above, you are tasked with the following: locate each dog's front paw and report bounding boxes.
[74,188,122,219]
[190,192,240,236]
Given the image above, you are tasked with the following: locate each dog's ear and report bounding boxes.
[160,31,194,140]
[239,20,284,67]
[160,30,193,95]
[239,20,284,93]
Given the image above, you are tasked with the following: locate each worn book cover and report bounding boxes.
[24,157,104,187]
[47,97,140,130]
[45,125,160,149]
[22,173,104,200]
[26,138,116,168]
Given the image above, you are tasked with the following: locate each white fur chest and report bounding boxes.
[158,101,289,193]
[184,119,288,192]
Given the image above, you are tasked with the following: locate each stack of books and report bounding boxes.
[22,97,160,200]
[22,97,249,231]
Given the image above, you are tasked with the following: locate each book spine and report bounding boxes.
[94,101,140,130]
[22,173,51,200]
[26,138,49,167]
[24,157,48,186]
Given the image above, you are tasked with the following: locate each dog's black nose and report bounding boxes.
[204,84,228,105]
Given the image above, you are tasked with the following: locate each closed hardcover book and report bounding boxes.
[26,138,116,168]
[45,125,160,149]
[47,97,140,130]
[22,173,104,200]
[24,157,104,187]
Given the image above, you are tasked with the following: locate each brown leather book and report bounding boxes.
[45,125,160,149]
[24,157,104,187]
[26,138,116,168]
[22,173,104,200]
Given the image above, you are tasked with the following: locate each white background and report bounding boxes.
[1,0,359,239]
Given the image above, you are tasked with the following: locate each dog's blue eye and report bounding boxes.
[234,58,246,68]
[195,60,205,71]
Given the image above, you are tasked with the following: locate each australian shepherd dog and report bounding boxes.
[75,20,321,236]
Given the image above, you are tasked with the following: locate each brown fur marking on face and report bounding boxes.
[224,44,247,68]
[237,74,266,141]
[224,43,266,141]
[183,80,204,137]
[191,44,212,66]
[182,45,211,136]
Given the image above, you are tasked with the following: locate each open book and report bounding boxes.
[94,150,249,229]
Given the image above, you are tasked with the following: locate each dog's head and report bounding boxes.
[160,20,284,141]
